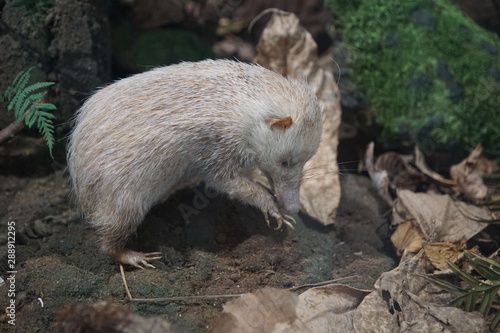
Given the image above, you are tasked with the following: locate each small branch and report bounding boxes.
[119,263,362,304]
[0,120,26,146]
[0,94,46,147]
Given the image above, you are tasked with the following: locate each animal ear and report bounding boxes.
[267,116,293,131]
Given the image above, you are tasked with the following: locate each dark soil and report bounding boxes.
[0,168,396,332]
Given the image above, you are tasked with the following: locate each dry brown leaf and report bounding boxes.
[365,141,393,206]
[208,288,310,333]
[423,239,466,271]
[353,254,488,332]
[394,189,490,242]
[213,270,488,333]
[210,285,370,333]
[476,155,500,174]
[390,221,424,253]
[375,153,424,191]
[450,144,488,203]
[414,145,456,186]
[366,142,428,206]
[254,9,341,225]
[296,284,371,331]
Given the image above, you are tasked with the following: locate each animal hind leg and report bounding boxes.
[94,204,162,269]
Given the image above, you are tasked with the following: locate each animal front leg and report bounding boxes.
[264,211,296,230]
[211,176,295,230]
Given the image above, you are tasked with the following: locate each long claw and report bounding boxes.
[112,249,162,269]
[267,211,296,230]
[281,218,295,230]
[282,214,296,224]
[264,212,272,228]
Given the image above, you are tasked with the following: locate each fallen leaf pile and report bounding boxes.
[363,142,499,331]
[450,144,489,203]
[366,143,495,206]
[208,259,487,332]
[366,142,498,265]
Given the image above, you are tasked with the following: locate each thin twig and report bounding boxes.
[119,263,361,303]
[119,264,134,301]
[285,275,361,291]
[0,94,45,147]
[0,120,25,146]
[130,294,245,303]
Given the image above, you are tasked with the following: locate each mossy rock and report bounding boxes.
[329,0,500,153]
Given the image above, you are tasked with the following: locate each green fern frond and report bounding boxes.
[25,103,55,128]
[26,102,57,128]
[5,67,35,109]
[3,67,57,158]
[4,71,24,102]
[13,81,55,118]
[17,91,44,121]
[37,110,56,158]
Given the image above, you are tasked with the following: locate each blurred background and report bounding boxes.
[1,0,500,175]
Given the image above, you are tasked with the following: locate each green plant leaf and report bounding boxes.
[4,67,57,158]
[4,72,25,102]
[490,310,500,331]
[7,67,36,111]
[448,261,483,288]
[465,251,500,270]
[13,81,54,116]
[450,290,482,312]
[428,249,500,328]
[426,275,467,296]
[466,292,481,312]
[34,103,57,110]
[4,67,34,103]
[24,100,57,128]
[478,285,500,316]
[17,91,44,121]
[37,112,55,158]
[25,104,38,128]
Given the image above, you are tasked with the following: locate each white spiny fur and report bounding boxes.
[67,59,322,266]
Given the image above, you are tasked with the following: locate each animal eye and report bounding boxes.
[281,160,289,167]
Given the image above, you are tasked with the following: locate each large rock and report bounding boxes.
[0,0,111,173]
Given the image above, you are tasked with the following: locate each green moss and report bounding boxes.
[113,24,213,72]
[329,0,500,152]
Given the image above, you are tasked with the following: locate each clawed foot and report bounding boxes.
[111,249,162,269]
[265,211,296,230]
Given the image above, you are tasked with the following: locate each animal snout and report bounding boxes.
[284,201,300,214]
[277,185,301,214]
